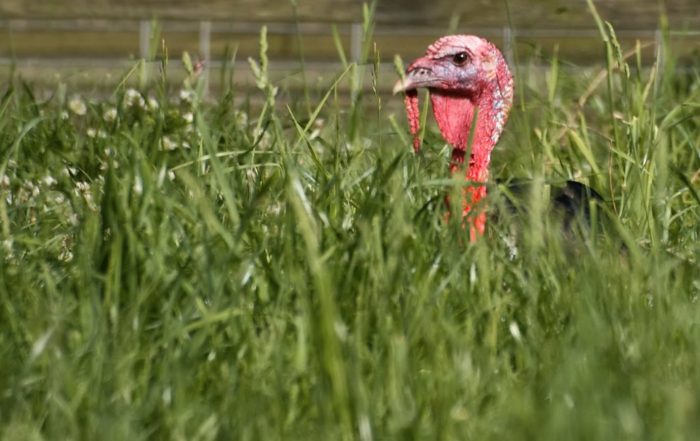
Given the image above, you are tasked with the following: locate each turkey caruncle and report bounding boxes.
[393,34,608,244]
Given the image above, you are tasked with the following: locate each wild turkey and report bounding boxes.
[393,34,606,241]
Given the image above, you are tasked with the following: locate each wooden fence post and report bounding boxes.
[654,28,664,93]
[199,20,212,96]
[139,20,151,60]
[351,22,362,62]
[503,26,514,67]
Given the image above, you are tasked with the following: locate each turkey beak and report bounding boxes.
[393,76,416,95]
[393,59,439,95]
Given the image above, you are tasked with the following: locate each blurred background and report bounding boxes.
[0,0,698,93]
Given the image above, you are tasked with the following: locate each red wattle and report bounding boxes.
[431,90,497,240]
[404,90,421,152]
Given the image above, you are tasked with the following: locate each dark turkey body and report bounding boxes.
[495,179,609,242]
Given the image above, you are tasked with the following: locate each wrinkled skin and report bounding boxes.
[404,90,421,152]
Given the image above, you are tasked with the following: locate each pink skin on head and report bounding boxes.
[397,35,513,240]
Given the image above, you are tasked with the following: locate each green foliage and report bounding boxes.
[1,15,699,441]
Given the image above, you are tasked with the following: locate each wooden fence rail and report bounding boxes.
[3,18,700,63]
[1,17,698,94]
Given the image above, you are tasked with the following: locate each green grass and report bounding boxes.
[1,11,700,441]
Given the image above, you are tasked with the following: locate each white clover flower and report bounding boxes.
[124,88,145,108]
[179,89,196,104]
[26,181,40,197]
[87,128,97,138]
[161,136,177,151]
[252,127,272,149]
[309,118,325,140]
[103,107,118,122]
[68,96,87,116]
[0,174,9,188]
[125,88,138,100]
[2,239,13,259]
[267,202,282,216]
[182,112,194,123]
[234,110,248,126]
[42,175,57,187]
[147,97,160,110]
[58,249,74,262]
[60,111,69,120]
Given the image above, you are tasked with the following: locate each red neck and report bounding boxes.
[430,61,512,239]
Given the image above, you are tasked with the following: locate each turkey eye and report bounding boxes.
[452,52,469,66]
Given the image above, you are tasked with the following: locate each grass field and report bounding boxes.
[1,5,700,440]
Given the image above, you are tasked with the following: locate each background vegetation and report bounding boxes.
[1,3,699,440]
